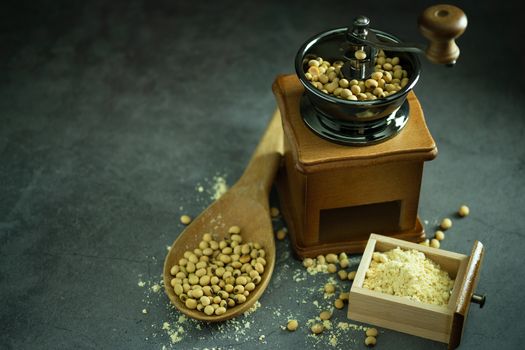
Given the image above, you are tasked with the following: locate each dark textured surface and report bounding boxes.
[1,1,524,349]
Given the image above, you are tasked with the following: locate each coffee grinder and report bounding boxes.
[273,4,467,258]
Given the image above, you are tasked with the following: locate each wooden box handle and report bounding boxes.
[448,241,485,349]
[418,4,468,65]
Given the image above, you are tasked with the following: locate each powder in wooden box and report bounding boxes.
[363,247,454,306]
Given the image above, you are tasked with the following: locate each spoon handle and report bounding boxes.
[236,109,283,204]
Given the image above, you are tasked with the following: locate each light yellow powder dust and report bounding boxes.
[363,247,455,306]
[211,176,228,201]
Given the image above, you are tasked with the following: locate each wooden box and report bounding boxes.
[348,234,485,349]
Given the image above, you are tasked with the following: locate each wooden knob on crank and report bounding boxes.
[418,4,467,65]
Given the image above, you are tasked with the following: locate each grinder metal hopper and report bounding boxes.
[295,4,467,146]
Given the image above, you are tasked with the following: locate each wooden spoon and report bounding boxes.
[163,109,283,321]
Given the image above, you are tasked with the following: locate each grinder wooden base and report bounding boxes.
[276,165,426,258]
[272,74,437,258]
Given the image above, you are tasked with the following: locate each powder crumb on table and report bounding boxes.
[337,322,367,331]
[308,263,328,275]
[322,319,332,330]
[211,175,228,200]
[292,268,307,282]
[329,334,338,347]
[337,322,349,330]
[243,300,261,316]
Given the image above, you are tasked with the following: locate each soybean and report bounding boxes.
[170,227,267,317]
[365,336,377,347]
[303,258,314,268]
[348,271,357,281]
[276,229,287,240]
[459,205,470,217]
[327,264,337,273]
[320,310,332,320]
[185,298,197,309]
[304,54,409,101]
[339,259,349,269]
[366,328,378,337]
[440,218,453,230]
[311,323,324,334]
[355,50,367,60]
[326,253,338,263]
[324,283,335,294]
[287,320,299,331]
[180,215,192,225]
[435,231,445,241]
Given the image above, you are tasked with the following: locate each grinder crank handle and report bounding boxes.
[418,4,468,66]
[348,4,467,66]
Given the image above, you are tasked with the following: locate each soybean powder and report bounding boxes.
[363,247,455,306]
